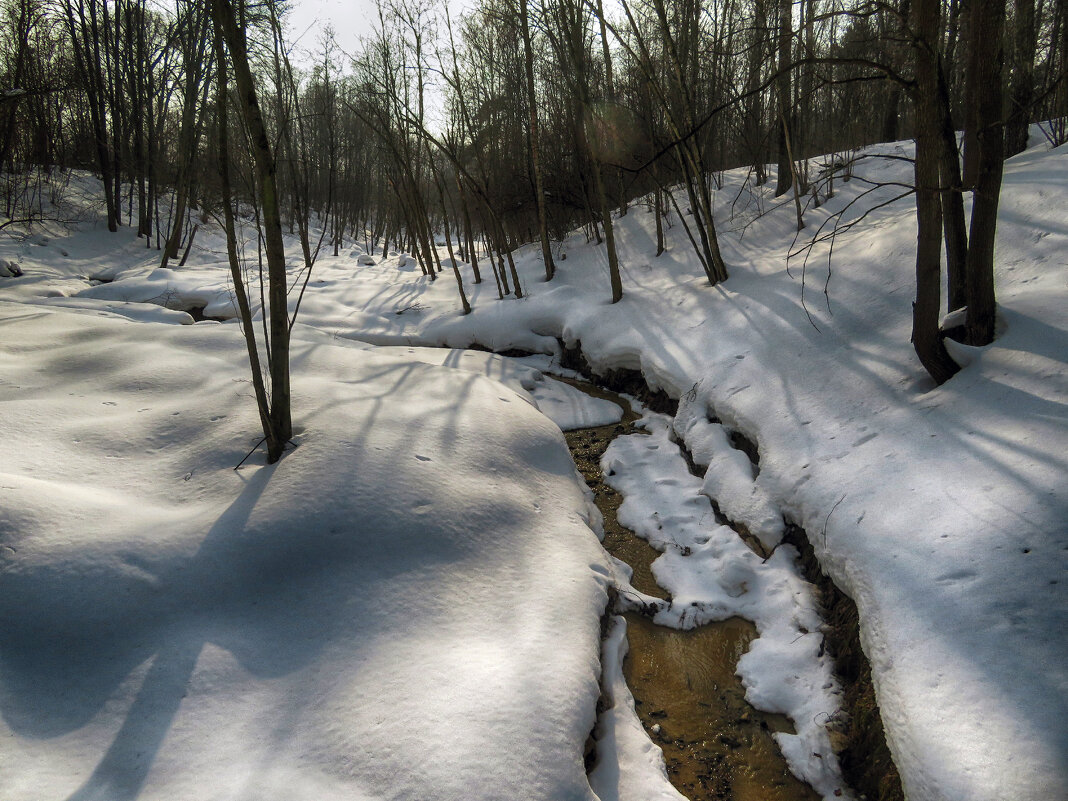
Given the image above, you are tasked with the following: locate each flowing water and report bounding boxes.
[561,378,821,801]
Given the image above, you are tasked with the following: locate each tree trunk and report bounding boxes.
[774,0,793,197]
[214,10,272,449]
[456,174,481,283]
[912,0,962,383]
[961,0,982,188]
[212,0,292,462]
[937,61,969,312]
[964,0,1006,345]
[654,187,665,256]
[519,0,556,281]
[1004,0,1036,156]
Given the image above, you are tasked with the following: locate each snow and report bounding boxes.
[0,294,612,800]
[31,295,197,325]
[672,402,786,551]
[374,346,623,430]
[2,134,1066,801]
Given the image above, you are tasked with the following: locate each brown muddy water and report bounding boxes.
[561,377,820,801]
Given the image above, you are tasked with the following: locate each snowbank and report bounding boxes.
[0,301,612,801]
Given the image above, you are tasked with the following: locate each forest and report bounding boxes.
[0,1,1066,801]
[3,0,1066,402]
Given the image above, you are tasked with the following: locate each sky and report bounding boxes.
[284,0,382,63]
[284,0,474,65]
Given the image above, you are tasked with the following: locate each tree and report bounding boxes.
[518,0,557,280]
[773,0,794,197]
[599,0,730,283]
[961,0,1006,346]
[544,0,624,301]
[910,0,961,383]
[211,0,292,463]
[160,0,212,267]
[1005,0,1038,157]
[61,0,120,231]
[907,0,1006,383]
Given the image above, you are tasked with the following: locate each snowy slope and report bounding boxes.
[0,300,614,801]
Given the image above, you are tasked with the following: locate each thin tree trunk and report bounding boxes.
[212,0,291,462]
[456,173,481,283]
[519,0,556,281]
[214,13,271,446]
[430,159,470,314]
[937,62,969,311]
[774,0,794,197]
[1005,0,1037,156]
[780,111,805,231]
[654,186,665,256]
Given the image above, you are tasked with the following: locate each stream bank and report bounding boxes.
[781,524,904,801]
[551,342,903,801]
[563,381,821,801]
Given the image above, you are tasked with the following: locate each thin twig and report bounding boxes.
[821,495,846,547]
[235,437,267,470]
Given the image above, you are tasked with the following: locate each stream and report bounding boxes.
[561,377,822,801]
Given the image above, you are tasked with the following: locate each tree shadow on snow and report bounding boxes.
[0,416,486,801]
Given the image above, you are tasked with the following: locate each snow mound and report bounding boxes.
[0,301,611,801]
[30,295,195,324]
[673,393,785,550]
[377,346,623,430]
[75,267,240,319]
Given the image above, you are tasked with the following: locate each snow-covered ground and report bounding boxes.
[2,132,1066,801]
[0,300,622,801]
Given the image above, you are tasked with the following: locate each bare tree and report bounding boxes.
[211,0,292,463]
[518,0,557,280]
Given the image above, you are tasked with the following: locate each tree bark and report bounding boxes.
[912,0,962,383]
[937,61,969,312]
[774,0,794,197]
[964,0,1005,345]
[214,11,272,448]
[519,0,556,281]
[1004,0,1036,156]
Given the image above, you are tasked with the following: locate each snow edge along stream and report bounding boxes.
[551,342,895,801]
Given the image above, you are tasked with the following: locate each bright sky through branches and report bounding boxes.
[285,0,380,62]
[285,0,474,65]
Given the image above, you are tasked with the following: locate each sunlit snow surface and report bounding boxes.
[0,305,610,801]
[373,346,623,430]
[2,131,1066,801]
